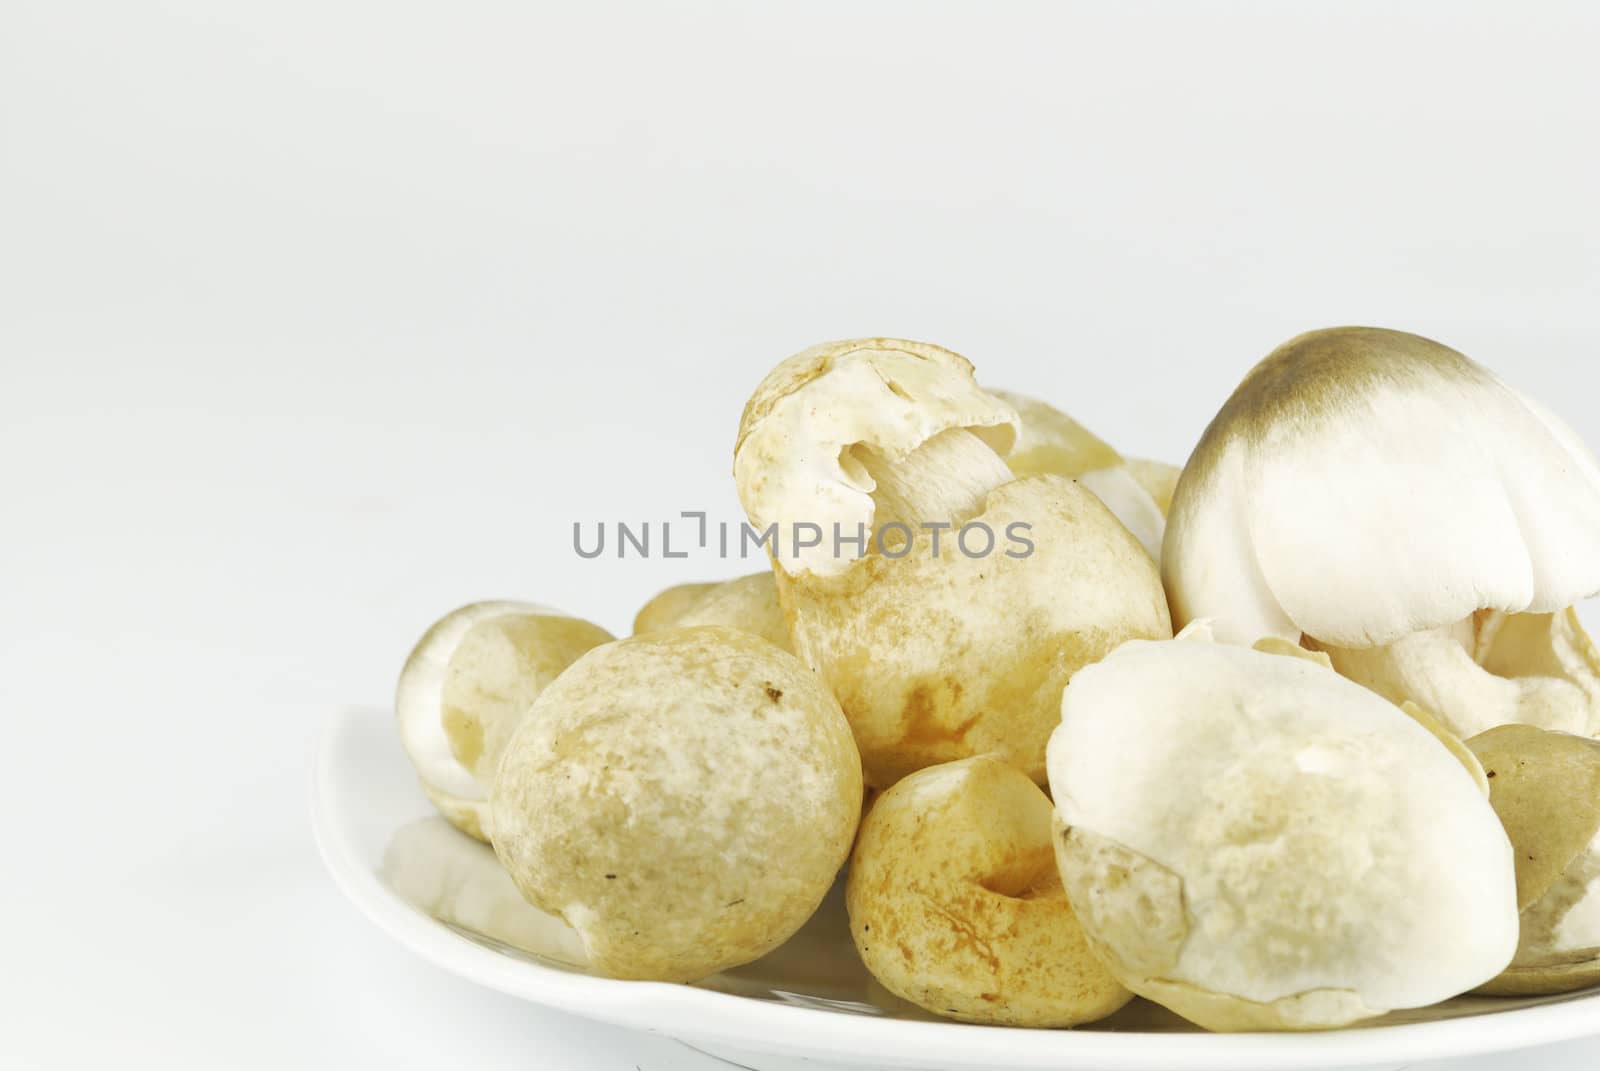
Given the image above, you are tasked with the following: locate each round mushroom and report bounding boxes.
[632,581,719,635]
[1163,326,1600,741]
[734,339,1172,788]
[1047,629,1520,1031]
[490,626,864,982]
[633,572,790,652]
[1467,724,1600,995]
[395,601,613,841]
[846,754,1132,1026]
[992,388,1169,559]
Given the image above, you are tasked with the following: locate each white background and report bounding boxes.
[4,2,1599,1068]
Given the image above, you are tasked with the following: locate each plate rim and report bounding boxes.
[311,704,1600,1071]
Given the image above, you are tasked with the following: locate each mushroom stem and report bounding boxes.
[1317,609,1600,740]
[852,427,1013,534]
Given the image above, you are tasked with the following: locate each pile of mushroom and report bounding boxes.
[388,329,1600,1031]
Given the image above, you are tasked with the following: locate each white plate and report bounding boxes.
[312,705,1600,1071]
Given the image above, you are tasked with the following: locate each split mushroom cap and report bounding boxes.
[990,388,1168,559]
[632,572,791,652]
[490,626,864,983]
[734,338,1019,579]
[1164,326,1600,649]
[1047,631,1519,1031]
[1467,725,1600,995]
[846,755,1131,1026]
[736,339,1171,788]
[395,601,613,841]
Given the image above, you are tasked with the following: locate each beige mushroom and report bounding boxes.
[1163,326,1600,741]
[734,339,1171,788]
[1467,724,1600,995]
[395,601,613,841]
[490,626,863,982]
[991,388,1170,559]
[1124,457,1180,516]
[846,755,1131,1026]
[633,581,719,635]
[633,572,791,652]
[1048,628,1519,1031]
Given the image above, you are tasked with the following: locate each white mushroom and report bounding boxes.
[991,388,1170,559]
[1047,628,1519,1031]
[395,601,613,841]
[1163,326,1600,740]
[734,339,1172,788]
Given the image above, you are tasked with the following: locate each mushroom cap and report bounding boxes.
[734,339,1018,578]
[633,574,790,651]
[1125,457,1181,516]
[670,572,792,652]
[1467,725,1600,995]
[782,474,1171,787]
[1467,724,1600,909]
[395,601,613,841]
[990,388,1124,477]
[633,581,719,634]
[991,388,1167,559]
[1164,326,1600,647]
[1047,634,1519,1030]
[846,755,1131,1027]
[490,626,863,982]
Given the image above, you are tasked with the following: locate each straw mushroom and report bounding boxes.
[633,572,791,652]
[846,755,1131,1026]
[632,581,718,635]
[490,626,863,982]
[1163,326,1600,741]
[1048,629,1519,1031]
[734,338,1172,788]
[395,601,613,841]
[1467,724,1600,995]
[992,388,1170,559]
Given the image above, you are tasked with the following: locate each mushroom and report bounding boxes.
[632,581,718,634]
[395,601,613,841]
[734,339,1172,788]
[490,626,863,982]
[991,388,1171,559]
[846,754,1131,1026]
[1467,724,1600,995]
[633,572,791,652]
[1047,628,1519,1031]
[1125,456,1181,516]
[1163,326,1600,741]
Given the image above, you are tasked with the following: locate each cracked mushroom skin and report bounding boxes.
[846,755,1132,1026]
[1467,725,1600,995]
[490,626,864,983]
[1163,326,1600,741]
[1048,633,1519,1032]
[991,388,1170,559]
[395,601,614,841]
[735,339,1172,788]
[632,572,791,652]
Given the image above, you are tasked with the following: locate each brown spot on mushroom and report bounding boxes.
[764,684,783,702]
[900,683,982,750]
